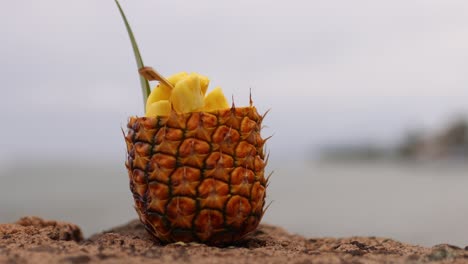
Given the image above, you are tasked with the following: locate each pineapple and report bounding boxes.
[125,73,268,245]
[116,0,268,245]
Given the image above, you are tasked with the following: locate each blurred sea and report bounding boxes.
[1,159,468,247]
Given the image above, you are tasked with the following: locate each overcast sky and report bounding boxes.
[1,0,468,163]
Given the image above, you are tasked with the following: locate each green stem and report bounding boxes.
[114,0,151,111]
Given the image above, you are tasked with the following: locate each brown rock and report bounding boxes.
[1,216,468,263]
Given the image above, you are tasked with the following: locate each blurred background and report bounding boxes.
[1,0,468,247]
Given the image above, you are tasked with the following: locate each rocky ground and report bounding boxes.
[1,217,468,263]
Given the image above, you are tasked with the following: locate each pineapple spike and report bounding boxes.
[263,144,269,157]
[265,171,274,188]
[263,134,274,144]
[162,125,168,138]
[261,109,271,121]
[224,126,233,144]
[264,151,271,167]
[263,200,273,214]
[249,88,253,107]
[121,127,130,159]
[199,112,204,127]
[231,95,236,111]
[266,171,274,187]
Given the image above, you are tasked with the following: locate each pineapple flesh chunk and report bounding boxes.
[190,72,210,95]
[167,71,189,87]
[145,84,171,113]
[146,100,171,117]
[170,74,204,114]
[145,71,229,117]
[145,72,188,115]
[203,87,229,112]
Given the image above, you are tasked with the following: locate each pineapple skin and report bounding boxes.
[124,106,267,245]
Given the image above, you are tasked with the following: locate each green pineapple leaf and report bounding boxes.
[114,0,151,110]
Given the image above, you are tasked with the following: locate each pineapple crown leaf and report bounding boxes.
[114,0,151,110]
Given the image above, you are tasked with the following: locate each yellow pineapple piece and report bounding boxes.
[145,71,227,116]
[203,87,229,112]
[190,72,210,95]
[170,74,204,113]
[167,71,189,86]
[145,72,188,115]
[145,85,171,113]
[146,100,171,116]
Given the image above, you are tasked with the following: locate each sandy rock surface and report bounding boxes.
[1,216,468,263]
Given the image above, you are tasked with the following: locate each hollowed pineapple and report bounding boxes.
[125,72,268,245]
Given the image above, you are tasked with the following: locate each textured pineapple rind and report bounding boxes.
[124,106,267,245]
